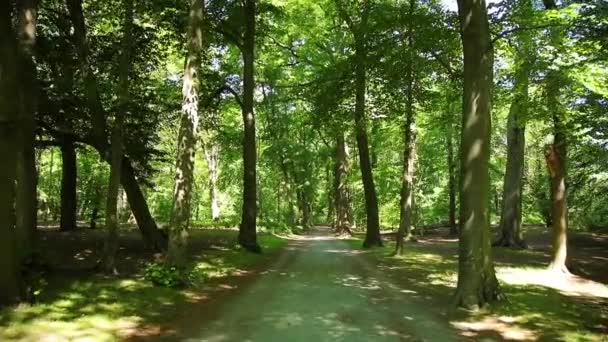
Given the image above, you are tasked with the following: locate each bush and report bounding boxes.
[143,262,209,288]
[143,263,183,288]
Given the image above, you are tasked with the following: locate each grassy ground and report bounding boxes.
[0,228,287,341]
[348,226,608,341]
[2,225,607,341]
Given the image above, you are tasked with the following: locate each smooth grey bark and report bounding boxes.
[239,0,261,253]
[453,0,501,308]
[495,49,529,248]
[60,138,77,232]
[16,0,39,262]
[102,0,134,273]
[0,2,22,305]
[168,0,204,268]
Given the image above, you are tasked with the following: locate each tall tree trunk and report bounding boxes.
[102,0,134,273]
[543,0,569,274]
[354,17,382,248]
[395,0,417,255]
[167,0,204,268]
[203,141,221,221]
[60,138,77,232]
[334,134,353,235]
[545,143,568,272]
[89,187,100,229]
[0,3,22,305]
[16,0,39,262]
[495,46,529,248]
[326,161,335,226]
[453,0,501,308]
[447,98,458,236]
[239,0,261,253]
[66,0,165,250]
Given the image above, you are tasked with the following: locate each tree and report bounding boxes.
[336,0,382,248]
[15,0,39,262]
[395,0,418,255]
[542,0,570,274]
[65,0,167,251]
[333,133,354,235]
[495,0,532,249]
[239,0,261,253]
[453,0,501,308]
[0,2,22,305]
[102,0,135,273]
[60,138,77,232]
[446,93,458,236]
[167,0,205,267]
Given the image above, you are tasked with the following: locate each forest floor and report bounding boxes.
[0,225,607,341]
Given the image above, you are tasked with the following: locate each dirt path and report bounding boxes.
[185,227,459,342]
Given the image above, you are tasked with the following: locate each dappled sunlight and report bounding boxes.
[497,267,608,298]
[451,316,538,341]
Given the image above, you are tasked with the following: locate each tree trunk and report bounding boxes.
[60,138,77,232]
[326,162,335,226]
[495,48,529,248]
[447,98,458,236]
[120,159,166,250]
[203,142,221,221]
[545,143,568,273]
[66,0,165,251]
[66,0,106,142]
[0,3,22,305]
[395,0,417,255]
[167,0,204,268]
[543,0,569,275]
[102,0,134,273]
[354,21,382,248]
[239,0,261,253]
[453,0,501,309]
[89,190,99,229]
[16,0,39,262]
[334,134,353,235]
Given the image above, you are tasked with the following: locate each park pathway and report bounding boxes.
[188,227,459,342]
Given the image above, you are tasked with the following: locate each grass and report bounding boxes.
[346,236,608,341]
[0,232,287,341]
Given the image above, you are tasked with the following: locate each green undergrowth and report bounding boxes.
[0,233,287,341]
[347,237,608,341]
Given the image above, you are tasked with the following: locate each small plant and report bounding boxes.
[143,262,210,287]
[143,262,183,288]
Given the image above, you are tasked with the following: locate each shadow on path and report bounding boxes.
[174,226,459,342]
